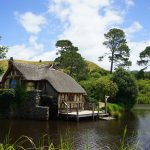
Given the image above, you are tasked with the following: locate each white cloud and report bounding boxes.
[16,12,47,34]
[129,40,150,70]
[29,36,44,50]
[8,44,38,60]
[125,21,143,35]
[8,36,44,60]
[31,50,57,61]
[48,0,124,70]
[125,0,134,7]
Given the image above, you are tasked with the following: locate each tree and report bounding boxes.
[80,77,118,103]
[112,68,138,109]
[137,46,150,69]
[0,36,8,75]
[95,77,118,101]
[54,40,88,81]
[99,28,131,73]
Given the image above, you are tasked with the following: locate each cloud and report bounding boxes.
[129,40,150,70]
[48,0,125,70]
[15,12,47,34]
[125,0,134,7]
[125,21,143,36]
[8,36,44,60]
[31,50,57,61]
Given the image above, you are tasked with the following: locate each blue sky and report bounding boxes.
[0,0,150,70]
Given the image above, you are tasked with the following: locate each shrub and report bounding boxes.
[80,79,97,102]
[95,76,118,101]
[0,89,15,113]
[137,79,150,104]
[112,68,138,109]
[14,83,27,107]
[80,76,118,103]
[107,103,125,118]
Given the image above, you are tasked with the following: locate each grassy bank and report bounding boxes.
[107,103,125,119]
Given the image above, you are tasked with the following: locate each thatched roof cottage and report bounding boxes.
[0,60,87,119]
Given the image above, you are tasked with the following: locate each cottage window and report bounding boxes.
[27,82,35,91]
[68,94,74,101]
[10,80,17,88]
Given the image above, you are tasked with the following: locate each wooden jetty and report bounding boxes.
[58,101,109,121]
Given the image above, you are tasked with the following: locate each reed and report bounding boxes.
[0,129,140,150]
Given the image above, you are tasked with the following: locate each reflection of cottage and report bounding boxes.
[0,59,87,120]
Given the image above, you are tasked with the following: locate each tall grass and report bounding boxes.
[0,129,140,150]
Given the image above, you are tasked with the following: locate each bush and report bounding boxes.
[137,79,150,104]
[107,103,125,118]
[112,68,138,109]
[80,79,97,102]
[14,83,27,107]
[95,77,118,101]
[80,76,118,103]
[0,89,15,113]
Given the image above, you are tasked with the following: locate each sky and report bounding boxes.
[0,0,150,71]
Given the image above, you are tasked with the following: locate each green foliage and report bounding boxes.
[0,36,8,60]
[137,46,150,68]
[131,70,150,80]
[14,83,27,107]
[107,103,125,118]
[0,65,4,75]
[80,79,96,102]
[80,76,118,102]
[0,36,8,76]
[55,40,89,81]
[137,79,150,104]
[88,68,108,79]
[0,89,15,114]
[100,28,131,73]
[112,68,138,109]
[94,77,118,100]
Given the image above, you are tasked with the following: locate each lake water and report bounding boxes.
[0,106,150,149]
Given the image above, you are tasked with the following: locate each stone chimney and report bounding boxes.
[8,57,14,66]
[10,57,14,61]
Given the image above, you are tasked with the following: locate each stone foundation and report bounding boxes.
[11,90,49,120]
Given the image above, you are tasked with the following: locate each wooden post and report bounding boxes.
[98,102,100,118]
[66,103,68,120]
[105,100,107,114]
[92,103,95,120]
[76,103,79,121]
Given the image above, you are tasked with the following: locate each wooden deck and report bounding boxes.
[59,110,109,121]
[58,101,109,121]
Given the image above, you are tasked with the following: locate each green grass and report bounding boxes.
[0,59,108,73]
[0,60,53,71]
[107,103,125,119]
[137,79,150,104]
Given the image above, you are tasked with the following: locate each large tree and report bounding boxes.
[112,68,138,109]
[99,28,131,73]
[137,46,150,69]
[0,36,8,75]
[54,40,88,81]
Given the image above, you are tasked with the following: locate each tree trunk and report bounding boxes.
[110,51,114,73]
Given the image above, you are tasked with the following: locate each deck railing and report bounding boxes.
[59,101,99,121]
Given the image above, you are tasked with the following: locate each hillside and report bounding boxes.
[0,59,107,73]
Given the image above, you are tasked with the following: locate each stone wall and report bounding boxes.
[12,90,49,120]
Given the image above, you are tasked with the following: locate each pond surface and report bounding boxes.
[0,106,150,149]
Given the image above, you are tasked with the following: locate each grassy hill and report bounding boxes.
[0,59,107,73]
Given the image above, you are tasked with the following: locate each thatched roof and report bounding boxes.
[2,61,86,94]
[0,72,5,83]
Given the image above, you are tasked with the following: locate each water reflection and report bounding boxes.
[0,110,150,149]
